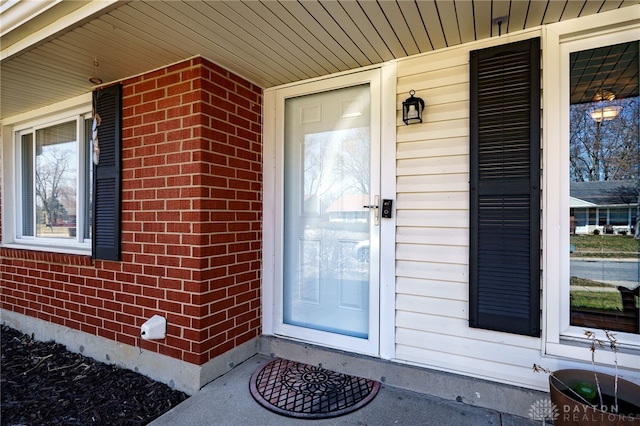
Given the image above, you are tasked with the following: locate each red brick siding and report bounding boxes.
[0,57,262,366]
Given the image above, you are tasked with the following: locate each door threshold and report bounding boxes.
[258,335,547,418]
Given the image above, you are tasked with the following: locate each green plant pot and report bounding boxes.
[550,369,640,425]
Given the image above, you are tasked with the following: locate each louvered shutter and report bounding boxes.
[92,85,122,261]
[469,38,541,336]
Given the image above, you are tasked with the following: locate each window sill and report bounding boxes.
[2,241,91,257]
[546,328,640,371]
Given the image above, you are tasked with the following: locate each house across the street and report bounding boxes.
[570,180,638,235]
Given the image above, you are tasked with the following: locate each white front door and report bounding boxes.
[269,70,383,355]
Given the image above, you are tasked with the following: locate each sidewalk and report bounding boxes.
[149,354,540,426]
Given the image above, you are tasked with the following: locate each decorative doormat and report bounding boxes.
[249,358,380,419]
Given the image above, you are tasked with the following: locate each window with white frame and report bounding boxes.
[13,113,92,250]
[544,12,640,365]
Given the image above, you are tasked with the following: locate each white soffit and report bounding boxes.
[1,0,637,120]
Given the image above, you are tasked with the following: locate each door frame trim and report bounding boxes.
[379,63,397,359]
[262,63,397,359]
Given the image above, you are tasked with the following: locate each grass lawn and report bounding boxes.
[570,277,638,311]
[570,290,623,311]
[569,235,638,310]
[570,234,639,258]
[570,234,640,311]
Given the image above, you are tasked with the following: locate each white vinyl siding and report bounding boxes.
[394,29,549,390]
[261,6,640,392]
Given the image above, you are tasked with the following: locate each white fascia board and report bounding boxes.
[1,0,124,61]
[0,0,59,37]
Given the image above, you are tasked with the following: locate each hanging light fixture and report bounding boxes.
[89,58,103,85]
[402,90,425,125]
[590,106,622,122]
[589,89,621,122]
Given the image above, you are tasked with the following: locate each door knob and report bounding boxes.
[363,195,380,226]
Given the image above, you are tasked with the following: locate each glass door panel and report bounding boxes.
[283,84,372,338]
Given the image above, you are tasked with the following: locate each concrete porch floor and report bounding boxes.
[150,337,544,426]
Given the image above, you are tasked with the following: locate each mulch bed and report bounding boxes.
[1,325,189,425]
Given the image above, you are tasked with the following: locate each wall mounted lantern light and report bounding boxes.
[402,90,425,125]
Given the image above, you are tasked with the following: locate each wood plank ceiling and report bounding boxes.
[0,0,636,119]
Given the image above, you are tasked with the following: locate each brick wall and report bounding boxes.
[0,57,263,366]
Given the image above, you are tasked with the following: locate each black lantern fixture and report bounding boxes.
[402,90,425,125]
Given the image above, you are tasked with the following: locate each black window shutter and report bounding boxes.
[92,85,122,261]
[469,38,541,336]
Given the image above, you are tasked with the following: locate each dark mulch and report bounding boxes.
[1,325,189,426]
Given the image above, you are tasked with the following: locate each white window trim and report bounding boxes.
[542,6,640,369]
[1,95,93,255]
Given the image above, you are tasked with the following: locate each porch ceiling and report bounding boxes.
[1,0,637,120]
